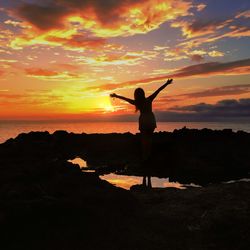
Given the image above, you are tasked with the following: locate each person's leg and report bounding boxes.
[147,176,152,188]
[141,131,153,161]
[141,130,154,187]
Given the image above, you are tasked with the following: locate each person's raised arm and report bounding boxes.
[148,79,173,102]
[110,93,135,105]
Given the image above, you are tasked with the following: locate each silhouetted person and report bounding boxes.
[110,79,173,188]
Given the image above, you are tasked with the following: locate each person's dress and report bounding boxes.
[138,98,156,132]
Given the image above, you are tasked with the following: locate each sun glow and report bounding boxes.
[58,91,115,113]
[103,104,115,113]
[1,0,250,120]
[98,96,115,113]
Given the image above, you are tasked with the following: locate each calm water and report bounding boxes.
[1,120,250,143]
[68,157,199,189]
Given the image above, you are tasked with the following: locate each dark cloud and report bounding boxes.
[190,54,204,62]
[159,98,250,121]
[15,2,69,30]
[11,0,192,36]
[93,98,250,122]
[57,0,145,27]
[172,18,232,38]
[188,19,229,33]
[11,0,145,30]
[170,58,250,78]
[181,84,250,98]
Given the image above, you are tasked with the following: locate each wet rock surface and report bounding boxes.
[0,129,250,249]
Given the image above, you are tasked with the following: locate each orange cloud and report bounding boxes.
[52,63,80,71]
[0,90,68,118]
[4,19,30,29]
[24,67,82,81]
[175,19,250,49]
[0,93,25,99]
[8,26,106,51]
[196,4,206,12]
[25,68,59,77]
[164,47,224,62]
[46,35,106,50]
[208,50,224,57]
[85,58,250,92]
[220,26,250,39]
[78,50,158,66]
[7,0,193,50]
[236,10,250,19]
[0,26,15,47]
[14,0,192,35]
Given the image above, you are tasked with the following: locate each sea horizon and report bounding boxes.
[1,120,250,144]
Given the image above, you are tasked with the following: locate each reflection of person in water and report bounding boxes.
[110,79,173,188]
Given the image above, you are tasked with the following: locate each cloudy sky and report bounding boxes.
[0,0,250,120]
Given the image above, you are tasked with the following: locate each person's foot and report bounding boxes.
[130,184,148,191]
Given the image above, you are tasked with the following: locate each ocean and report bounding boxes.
[1,120,250,144]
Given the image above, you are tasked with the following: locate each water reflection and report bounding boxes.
[100,174,188,190]
[68,157,200,190]
[68,157,87,168]
[223,178,250,184]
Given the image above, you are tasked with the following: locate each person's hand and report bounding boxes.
[166,79,173,85]
[110,93,117,98]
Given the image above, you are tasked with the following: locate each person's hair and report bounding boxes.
[134,88,145,112]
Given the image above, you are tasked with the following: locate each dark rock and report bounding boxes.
[131,181,250,250]
[1,128,250,185]
[0,130,250,249]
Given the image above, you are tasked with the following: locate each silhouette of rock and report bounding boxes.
[0,149,139,249]
[0,129,250,249]
[131,181,250,250]
[2,128,250,185]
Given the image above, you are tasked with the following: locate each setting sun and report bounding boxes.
[0,0,249,120]
[1,2,250,249]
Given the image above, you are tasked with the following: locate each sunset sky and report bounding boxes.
[0,0,250,121]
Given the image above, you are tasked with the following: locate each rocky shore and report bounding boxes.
[2,128,250,184]
[0,128,250,249]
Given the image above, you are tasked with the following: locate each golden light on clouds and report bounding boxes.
[7,0,193,50]
[0,0,250,120]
